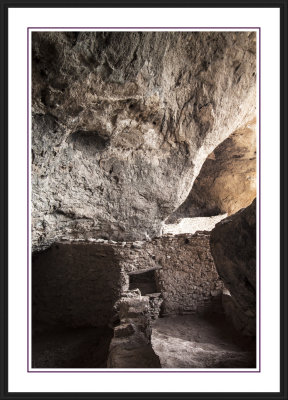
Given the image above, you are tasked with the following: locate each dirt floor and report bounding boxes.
[32,314,256,369]
[151,314,256,369]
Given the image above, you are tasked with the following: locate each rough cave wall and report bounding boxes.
[32,243,123,331]
[210,199,256,335]
[33,234,224,330]
[32,31,256,251]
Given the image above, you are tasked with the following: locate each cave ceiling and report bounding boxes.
[32,31,256,251]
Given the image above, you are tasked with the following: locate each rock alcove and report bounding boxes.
[32,31,257,369]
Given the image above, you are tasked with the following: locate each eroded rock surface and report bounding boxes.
[210,199,256,335]
[32,31,256,251]
[152,314,256,368]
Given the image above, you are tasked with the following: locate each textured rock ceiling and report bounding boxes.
[32,31,256,251]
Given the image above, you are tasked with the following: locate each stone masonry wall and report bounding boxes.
[32,243,123,331]
[32,232,224,331]
[149,233,224,315]
[110,233,224,315]
[107,290,161,368]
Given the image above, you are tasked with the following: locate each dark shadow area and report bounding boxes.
[32,242,122,331]
[67,130,110,155]
[32,326,113,368]
[32,243,122,368]
[129,269,158,295]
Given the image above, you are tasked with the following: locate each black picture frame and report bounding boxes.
[0,0,287,399]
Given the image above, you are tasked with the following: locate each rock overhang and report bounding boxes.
[32,31,256,251]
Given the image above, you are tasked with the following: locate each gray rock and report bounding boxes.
[107,291,161,368]
[210,199,256,335]
[32,31,256,251]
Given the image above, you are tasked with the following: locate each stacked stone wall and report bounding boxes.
[32,232,224,330]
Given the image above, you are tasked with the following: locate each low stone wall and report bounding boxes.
[32,232,224,330]
[107,233,224,315]
[107,290,161,368]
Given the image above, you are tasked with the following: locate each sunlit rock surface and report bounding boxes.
[162,214,227,235]
[168,119,256,221]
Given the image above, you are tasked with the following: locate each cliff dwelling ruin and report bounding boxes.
[31,31,257,369]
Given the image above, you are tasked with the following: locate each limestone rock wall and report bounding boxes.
[210,199,256,335]
[222,290,256,336]
[32,31,256,251]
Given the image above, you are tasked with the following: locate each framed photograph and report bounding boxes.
[1,1,287,399]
